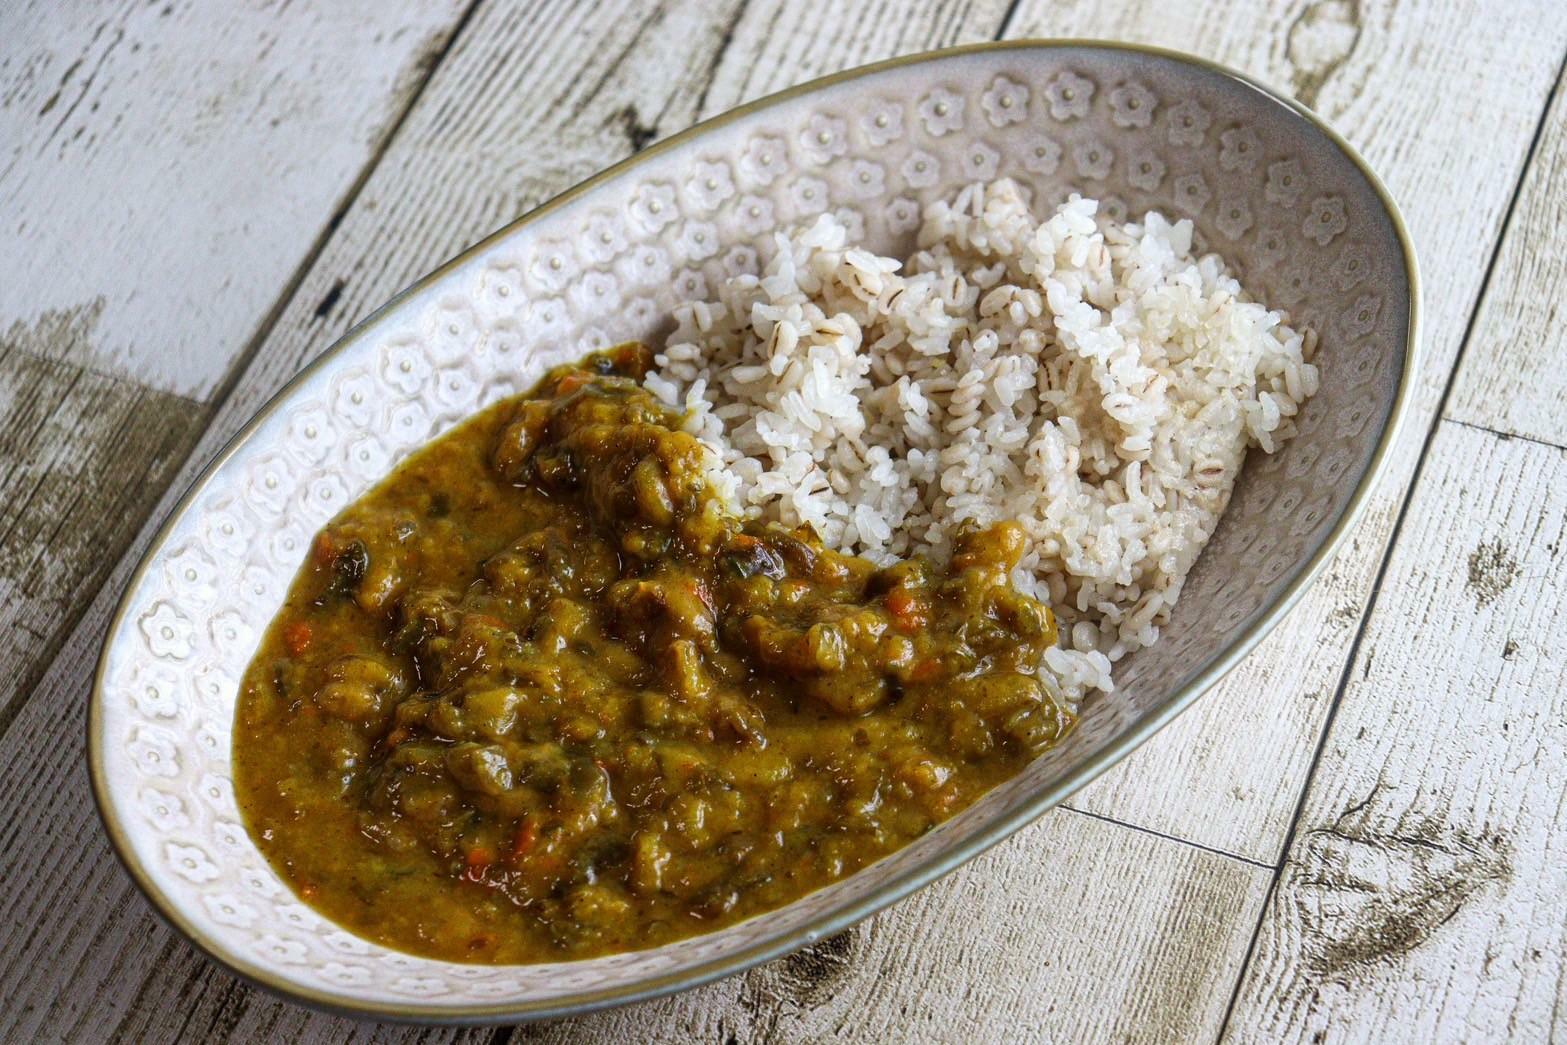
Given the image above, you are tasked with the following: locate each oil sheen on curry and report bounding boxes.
[234,343,1074,964]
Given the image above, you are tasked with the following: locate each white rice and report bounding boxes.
[645,178,1318,703]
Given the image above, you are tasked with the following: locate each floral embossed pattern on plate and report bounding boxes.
[92,42,1415,1022]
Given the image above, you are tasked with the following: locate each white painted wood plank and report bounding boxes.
[197,0,1014,425]
[0,0,470,843]
[1,0,1559,1039]
[1446,74,1567,448]
[529,810,1270,1044]
[69,0,1552,875]
[0,1,1014,1041]
[0,0,469,397]
[1003,0,1567,863]
[1226,420,1567,1042]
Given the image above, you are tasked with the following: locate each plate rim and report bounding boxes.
[88,36,1422,1025]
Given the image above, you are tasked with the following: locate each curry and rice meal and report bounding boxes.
[234,179,1318,962]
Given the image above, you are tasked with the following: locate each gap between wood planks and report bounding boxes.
[16,0,1550,890]
[1212,44,1567,1043]
[473,1,1305,1036]
[11,4,1558,1038]
[3,0,1039,744]
[1445,416,1567,455]
[1061,805,1273,870]
[996,0,1026,38]
[0,0,484,742]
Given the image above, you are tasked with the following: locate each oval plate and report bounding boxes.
[91,40,1417,1023]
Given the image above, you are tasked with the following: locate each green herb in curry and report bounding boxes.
[233,343,1074,963]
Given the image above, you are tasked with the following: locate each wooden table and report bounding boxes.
[3,1,1564,1040]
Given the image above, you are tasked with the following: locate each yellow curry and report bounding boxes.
[234,343,1073,963]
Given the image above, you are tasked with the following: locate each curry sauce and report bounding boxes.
[233,343,1073,963]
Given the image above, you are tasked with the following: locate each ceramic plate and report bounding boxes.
[91,40,1418,1023]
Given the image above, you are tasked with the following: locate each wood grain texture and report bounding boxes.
[0,0,472,846]
[0,1,1014,1042]
[184,0,1013,430]
[1004,0,1567,863]
[1063,513,1394,865]
[1,0,1563,1041]
[1226,421,1567,1042]
[0,344,202,732]
[0,0,469,396]
[1446,73,1567,448]
[523,810,1269,1044]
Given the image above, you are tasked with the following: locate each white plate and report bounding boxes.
[91,40,1417,1023]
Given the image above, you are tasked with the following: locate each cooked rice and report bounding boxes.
[644,178,1317,702]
